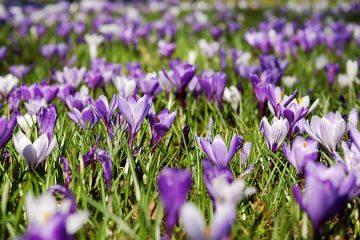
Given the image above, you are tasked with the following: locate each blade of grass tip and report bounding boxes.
[126,144,141,202]
[82,194,137,239]
[1,176,10,214]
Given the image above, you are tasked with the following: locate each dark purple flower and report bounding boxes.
[198,70,227,106]
[38,105,57,140]
[60,156,72,188]
[250,71,273,117]
[283,136,318,174]
[83,140,112,189]
[0,46,7,60]
[158,167,192,236]
[293,162,357,233]
[0,115,17,148]
[118,95,152,147]
[199,134,243,169]
[210,26,223,40]
[149,109,177,147]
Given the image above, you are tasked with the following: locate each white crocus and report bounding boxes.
[282,75,298,87]
[315,55,328,70]
[13,132,56,168]
[223,86,241,112]
[188,50,197,65]
[260,116,290,152]
[26,192,58,227]
[25,98,47,114]
[113,76,136,98]
[346,60,359,82]
[0,74,19,101]
[17,114,37,136]
[84,33,104,60]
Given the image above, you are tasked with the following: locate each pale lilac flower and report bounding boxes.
[13,132,56,169]
[283,136,318,174]
[260,116,289,152]
[113,76,136,98]
[293,162,356,234]
[199,134,243,169]
[304,112,346,153]
[23,190,87,240]
[198,39,220,58]
[118,95,152,147]
[55,66,86,87]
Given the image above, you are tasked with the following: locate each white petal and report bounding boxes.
[66,211,88,234]
[180,203,205,240]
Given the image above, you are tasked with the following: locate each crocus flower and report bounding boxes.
[158,40,176,58]
[158,167,192,237]
[260,116,289,152]
[338,60,359,87]
[325,63,340,90]
[315,55,328,70]
[199,134,243,169]
[0,46,7,60]
[283,136,318,174]
[17,114,37,137]
[162,59,196,107]
[223,86,241,112]
[93,95,118,138]
[84,33,104,60]
[0,74,19,101]
[139,73,161,96]
[180,176,255,240]
[55,66,87,87]
[38,105,57,140]
[9,64,31,79]
[13,132,56,169]
[198,70,227,106]
[118,95,152,147]
[250,71,274,117]
[149,109,177,147]
[68,106,98,129]
[0,115,17,148]
[113,76,136,98]
[22,190,87,240]
[293,162,357,234]
[198,39,220,58]
[304,112,346,153]
[83,140,112,189]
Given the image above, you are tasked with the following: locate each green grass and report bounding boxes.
[1,4,360,240]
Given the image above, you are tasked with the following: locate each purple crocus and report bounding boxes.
[198,70,227,106]
[0,46,7,60]
[68,106,98,129]
[149,109,177,147]
[260,116,289,152]
[199,134,243,169]
[325,63,340,90]
[9,64,32,79]
[304,112,346,153]
[38,105,57,140]
[92,95,118,138]
[83,141,112,190]
[162,60,196,107]
[0,115,17,148]
[283,136,318,174]
[158,167,192,237]
[250,71,274,117]
[158,40,176,58]
[118,95,152,147]
[293,162,357,235]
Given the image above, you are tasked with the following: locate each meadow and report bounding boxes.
[0,1,360,239]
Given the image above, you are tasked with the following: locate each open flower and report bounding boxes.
[199,134,243,169]
[304,112,346,153]
[84,33,104,60]
[13,132,56,169]
[283,136,318,174]
[23,190,87,240]
[149,109,177,147]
